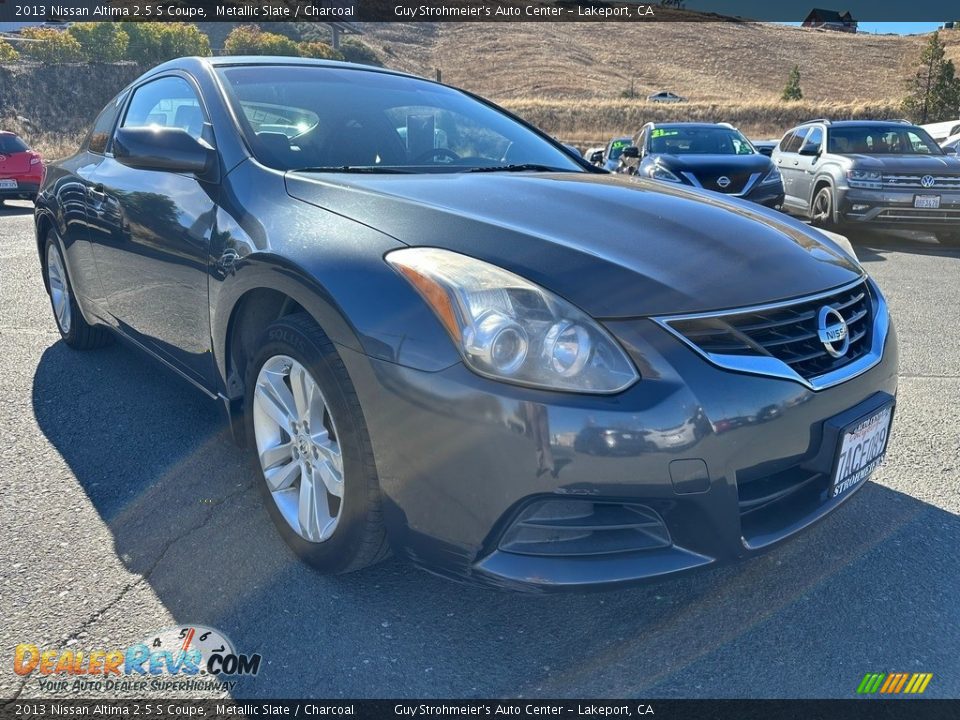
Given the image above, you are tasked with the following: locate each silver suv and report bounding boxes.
[773,119,960,246]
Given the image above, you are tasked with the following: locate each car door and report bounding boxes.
[775,128,808,210]
[793,126,824,207]
[87,74,218,389]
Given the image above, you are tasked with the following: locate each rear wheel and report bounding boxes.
[810,185,839,230]
[245,312,390,573]
[44,233,112,350]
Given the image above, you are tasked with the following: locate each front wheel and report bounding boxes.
[245,312,390,573]
[44,233,112,350]
[810,186,839,230]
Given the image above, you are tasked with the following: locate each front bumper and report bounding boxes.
[837,186,960,231]
[742,181,785,209]
[340,309,898,591]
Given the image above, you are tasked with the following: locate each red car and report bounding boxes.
[0,131,44,205]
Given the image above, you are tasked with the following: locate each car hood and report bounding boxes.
[654,153,773,174]
[286,171,860,318]
[842,154,960,173]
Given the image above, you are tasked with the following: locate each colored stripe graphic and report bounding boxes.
[858,672,932,694]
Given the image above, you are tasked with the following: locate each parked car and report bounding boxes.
[588,136,633,171]
[647,91,685,103]
[0,131,44,205]
[618,122,784,209]
[941,132,960,154]
[36,57,897,590]
[752,139,778,157]
[773,119,960,246]
[920,118,960,144]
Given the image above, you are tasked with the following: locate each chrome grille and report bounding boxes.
[662,280,874,383]
[882,174,960,190]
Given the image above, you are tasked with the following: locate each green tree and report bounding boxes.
[224,25,299,57]
[123,23,211,65]
[781,65,803,101]
[903,31,960,123]
[298,41,344,61]
[19,28,85,64]
[0,39,18,63]
[338,39,382,66]
[68,23,129,62]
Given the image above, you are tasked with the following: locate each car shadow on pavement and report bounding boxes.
[844,228,960,262]
[31,339,960,698]
[0,203,34,217]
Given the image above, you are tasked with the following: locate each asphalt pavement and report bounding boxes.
[1,199,958,700]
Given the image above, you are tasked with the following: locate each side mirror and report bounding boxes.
[942,146,957,155]
[798,144,821,157]
[589,150,604,164]
[621,145,641,159]
[114,126,215,175]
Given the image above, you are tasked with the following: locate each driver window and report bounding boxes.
[122,76,206,142]
[801,127,822,153]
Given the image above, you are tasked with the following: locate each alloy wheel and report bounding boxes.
[46,243,72,335]
[252,355,344,543]
[812,190,831,225]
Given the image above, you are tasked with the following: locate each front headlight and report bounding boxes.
[386,248,639,394]
[648,165,682,183]
[847,169,882,189]
[760,166,782,185]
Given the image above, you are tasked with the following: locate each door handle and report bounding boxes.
[793,160,799,166]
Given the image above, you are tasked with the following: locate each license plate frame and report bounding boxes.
[0,179,17,190]
[914,194,940,209]
[830,403,894,499]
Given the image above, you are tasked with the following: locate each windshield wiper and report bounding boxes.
[464,163,572,173]
[290,166,414,174]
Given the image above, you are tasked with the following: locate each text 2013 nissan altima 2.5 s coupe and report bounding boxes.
[35,58,898,591]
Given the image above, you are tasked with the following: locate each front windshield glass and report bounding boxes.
[649,126,755,155]
[607,138,631,161]
[827,126,943,155]
[216,65,585,173]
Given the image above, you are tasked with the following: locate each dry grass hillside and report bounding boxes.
[359,22,960,141]
[5,22,959,155]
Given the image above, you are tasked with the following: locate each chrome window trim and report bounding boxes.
[653,276,889,391]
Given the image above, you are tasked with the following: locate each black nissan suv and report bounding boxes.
[772,119,960,246]
[617,122,784,209]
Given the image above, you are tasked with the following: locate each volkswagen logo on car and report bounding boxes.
[818,306,850,358]
[920,175,936,188]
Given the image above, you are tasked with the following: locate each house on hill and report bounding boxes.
[802,8,858,33]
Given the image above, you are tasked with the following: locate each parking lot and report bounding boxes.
[0,199,958,699]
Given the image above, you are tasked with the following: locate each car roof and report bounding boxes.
[817,120,918,129]
[648,122,737,130]
[146,55,424,83]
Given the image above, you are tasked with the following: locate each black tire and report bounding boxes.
[244,311,390,573]
[43,232,113,350]
[810,185,839,230]
[936,232,960,247]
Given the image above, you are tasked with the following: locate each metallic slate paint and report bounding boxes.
[35,58,897,590]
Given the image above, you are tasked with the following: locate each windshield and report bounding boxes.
[649,126,754,155]
[827,126,943,155]
[607,138,631,161]
[216,65,585,173]
[0,135,29,154]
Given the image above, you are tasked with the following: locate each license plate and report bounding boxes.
[831,405,893,499]
[0,179,16,190]
[914,194,940,209]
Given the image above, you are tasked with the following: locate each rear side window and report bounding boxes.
[0,134,29,154]
[779,129,806,153]
[88,102,121,155]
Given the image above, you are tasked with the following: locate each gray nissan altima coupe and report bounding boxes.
[35,57,898,590]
